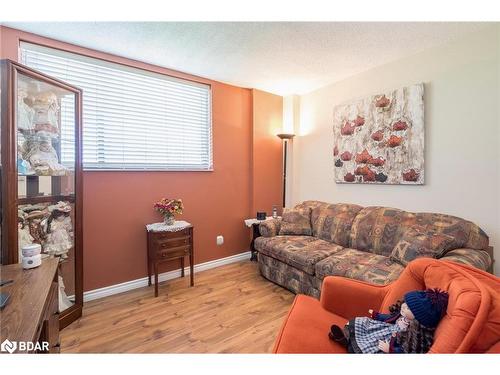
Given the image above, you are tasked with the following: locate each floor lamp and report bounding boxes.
[277,133,295,208]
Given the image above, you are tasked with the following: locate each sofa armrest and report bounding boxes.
[259,218,282,237]
[439,248,492,272]
[320,276,389,319]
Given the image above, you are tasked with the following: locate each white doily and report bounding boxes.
[146,220,191,232]
[244,216,280,227]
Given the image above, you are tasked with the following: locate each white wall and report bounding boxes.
[292,26,500,275]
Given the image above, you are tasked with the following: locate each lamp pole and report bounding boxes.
[277,133,295,208]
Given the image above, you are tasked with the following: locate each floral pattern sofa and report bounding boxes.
[255,201,492,299]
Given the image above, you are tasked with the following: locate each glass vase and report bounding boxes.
[163,214,175,225]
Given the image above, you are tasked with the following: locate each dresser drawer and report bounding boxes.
[154,236,189,249]
[152,228,191,240]
[157,246,190,260]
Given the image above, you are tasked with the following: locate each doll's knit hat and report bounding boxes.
[404,288,449,328]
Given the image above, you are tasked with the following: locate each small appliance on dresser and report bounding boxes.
[146,221,195,297]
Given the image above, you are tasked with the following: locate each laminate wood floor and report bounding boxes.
[60,261,295,353]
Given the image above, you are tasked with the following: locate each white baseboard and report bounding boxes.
[83,251,251,302]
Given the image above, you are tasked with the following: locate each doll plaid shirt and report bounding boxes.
[352,316,409,353]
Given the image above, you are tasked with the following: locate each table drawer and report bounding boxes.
[157,246,190,260]
[153,236,190,251]
[152,228,191,240]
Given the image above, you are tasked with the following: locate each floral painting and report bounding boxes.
[333,83,424,184]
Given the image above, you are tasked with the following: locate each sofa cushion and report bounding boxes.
[311,203,363,247]
[293,200,329,212]
[350,207,417,256]
[315,248,404,285]
[258,253,320,298]
[414,212,489,250]
[389,225,456,266]
[350,207,489,257]
[440,249,492,271]
[278,207,312,236]
[254,235,343,275]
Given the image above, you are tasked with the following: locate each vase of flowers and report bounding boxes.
[154,198,183,225]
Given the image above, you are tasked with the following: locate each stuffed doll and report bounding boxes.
[329,288,449,354]
[58,275,73,312]
[45,202,73,259]
[24,134,68,176]
[17,85,35,133]
[32,91,60,138]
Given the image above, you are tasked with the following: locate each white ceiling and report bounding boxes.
[2,22,490,95]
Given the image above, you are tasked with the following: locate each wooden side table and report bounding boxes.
[244,217,280,261]
[146,221,194,297]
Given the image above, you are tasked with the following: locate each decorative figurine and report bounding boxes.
[58,275,73,312]
[17,133,35,175]
[328,289,449,353]
[32,91,60,138]
[24,134,67,176]
[17,83,35,133]
[25,210,48,245]
[45,201,73,259]
[18,216,35,262]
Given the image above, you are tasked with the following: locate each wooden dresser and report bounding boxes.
[146,224,194,297]
[0,258,60,353]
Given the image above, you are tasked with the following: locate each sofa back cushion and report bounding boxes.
[350,207,489,257]
[350,207,417,256]
[413,212,489,250]
[310,203,363,247]
[293,200,328,212]
[279,207,312,236]
[389,225,457,266]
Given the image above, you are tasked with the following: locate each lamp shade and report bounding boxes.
[277,133,295,140]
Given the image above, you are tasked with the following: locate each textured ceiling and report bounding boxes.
[2,22,490,95]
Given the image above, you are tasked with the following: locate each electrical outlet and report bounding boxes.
[216,235,224,246]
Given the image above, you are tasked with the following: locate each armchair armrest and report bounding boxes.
[439,248,492,273]
[320,276,389,319]
[259,218,282,237]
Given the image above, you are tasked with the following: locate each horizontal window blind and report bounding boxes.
[20,42,213,171]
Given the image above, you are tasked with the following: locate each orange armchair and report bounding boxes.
[273,258,500,353]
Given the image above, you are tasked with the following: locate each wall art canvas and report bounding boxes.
[333,83,424,184]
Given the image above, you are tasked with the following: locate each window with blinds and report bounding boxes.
[20,42,213,171]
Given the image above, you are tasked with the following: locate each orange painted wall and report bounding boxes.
[251,89,283,215]
[0,26,281,292]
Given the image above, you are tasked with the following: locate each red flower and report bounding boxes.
[353,115,365,127]
[368,156,385,167]
[387,135,403,148]
[393,120,408,131]
[354,166,376,181]
[355,149,372,164]
[402,169,420,182]
[371,130,384,142]
[341,121,356,136]
[344,173,355,182]
[340,151,352,161]
[375,95,390,108]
